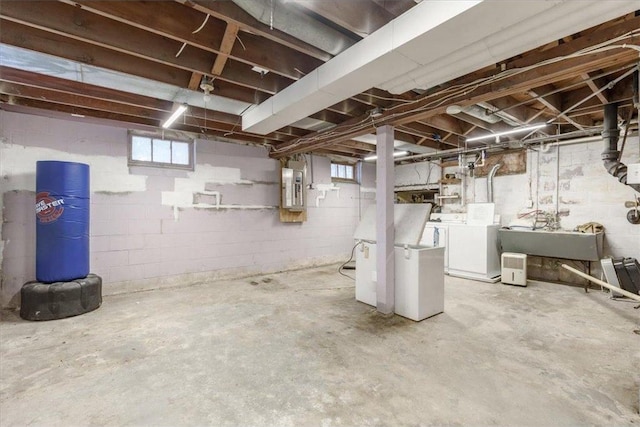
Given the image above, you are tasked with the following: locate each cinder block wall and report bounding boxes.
[395,138,639,284]
[484,140,640,259]
[0,111,374,308]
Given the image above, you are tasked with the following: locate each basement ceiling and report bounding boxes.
[0,1,638,161]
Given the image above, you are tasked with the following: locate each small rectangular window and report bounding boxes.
[131,136,151,162]
[172,141,190,165]
[330,162,357,183]
[129,134,194,170]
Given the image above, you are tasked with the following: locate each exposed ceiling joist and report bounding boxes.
[0,1,636,163]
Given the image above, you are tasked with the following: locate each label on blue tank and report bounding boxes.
[35,191,65,224]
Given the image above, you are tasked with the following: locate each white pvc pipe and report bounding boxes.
[561,264,640,302]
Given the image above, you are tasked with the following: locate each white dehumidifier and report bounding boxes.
[501,252,527,286]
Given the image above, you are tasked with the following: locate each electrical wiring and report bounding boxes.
[175,13,210,58]
[547,64,639,125]
[270,31,640,156]
[192,14,210,34]
[362,92,415,104]
[338,240,363,280]
[491,62,638,116]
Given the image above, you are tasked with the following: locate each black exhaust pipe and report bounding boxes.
[601,102,640,193]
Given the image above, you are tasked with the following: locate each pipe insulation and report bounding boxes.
[601,102,640,193]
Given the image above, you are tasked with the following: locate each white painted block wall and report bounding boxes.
[0,111,374,308]
[396,139,639,261]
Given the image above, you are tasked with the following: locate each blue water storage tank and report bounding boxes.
[36,161,90,283]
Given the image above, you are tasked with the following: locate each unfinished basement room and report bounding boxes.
[1,1,639,425]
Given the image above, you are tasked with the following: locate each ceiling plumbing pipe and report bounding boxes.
[487,163,501,203]
[601,102,640,193]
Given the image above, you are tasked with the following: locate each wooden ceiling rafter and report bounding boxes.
[271,25,639,157]
[181,0,333,62]
[0,19,272,105]
[62,0,324,80]
[0,2,637,162]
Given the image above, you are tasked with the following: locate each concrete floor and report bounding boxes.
[1,264,639,426]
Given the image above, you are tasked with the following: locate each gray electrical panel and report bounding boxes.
[282,160,306,212]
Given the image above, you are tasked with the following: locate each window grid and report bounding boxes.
[330,162,357,182]
[129,134,194,170]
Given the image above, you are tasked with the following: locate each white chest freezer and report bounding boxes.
[355,242,445,321]
[353,204,445,321]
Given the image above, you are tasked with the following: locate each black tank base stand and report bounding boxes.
[20,274,102,321]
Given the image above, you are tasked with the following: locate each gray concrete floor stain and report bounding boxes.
[1,264,639,426]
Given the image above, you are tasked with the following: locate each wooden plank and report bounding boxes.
[3,97,160,127]
[0,1,217,76]
[185,0,332,61]
[0,81,164,121]
[66,0,324,79]
[0,66,174,111]
[188,73,203,91]
[581,72,609,104]
[0,20,192,87]
[272,40,638,157]
[211,23,239,76]
[528,86,591,130]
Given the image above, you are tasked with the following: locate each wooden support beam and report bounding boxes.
[0,19,192,87]
[211,23,239,76]
[63,0,323,79]
[0,66,173,111]
[182,0,332,61]
[581,72,610,104]
[528,85,590,130]
[188,73,203,91]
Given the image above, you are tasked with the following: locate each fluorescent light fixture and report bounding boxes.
[71,113,85,118]
[465,124,547,143]
[162,104,188,128]
[364,150,409,161]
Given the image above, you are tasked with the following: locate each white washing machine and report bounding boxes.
[420,210,501,282]
[447,223,501,282]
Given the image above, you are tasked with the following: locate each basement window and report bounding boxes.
[128,135,194,170]
[331,162,356,183]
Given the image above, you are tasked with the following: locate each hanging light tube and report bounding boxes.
[162,104,188,128]
[465,123,547,143]
[364,150,408,161]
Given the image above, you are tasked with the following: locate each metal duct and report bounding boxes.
[477,102,525,127]
[447,104,502,124]
[230,0,355,56]
[488,163,501,203]
[601,102,640,193]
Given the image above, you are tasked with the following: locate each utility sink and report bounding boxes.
[498,229,604,261]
